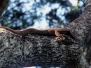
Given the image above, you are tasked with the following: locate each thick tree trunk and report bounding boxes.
[0,28,89,68]
[0,0,91,68]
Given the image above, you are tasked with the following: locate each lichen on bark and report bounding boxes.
[0,28,89,68]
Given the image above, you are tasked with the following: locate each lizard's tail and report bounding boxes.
[0,26,49,36]
[0,26,22,35]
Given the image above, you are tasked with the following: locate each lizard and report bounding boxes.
[0,26,76,40]
[0,0,76,41]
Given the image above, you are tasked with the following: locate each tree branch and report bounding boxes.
[66,0,91,44]
[85,0,91,8]
[0,0,90,68]
[0,27,89,68]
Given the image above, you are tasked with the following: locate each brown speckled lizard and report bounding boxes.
[0,26,75,40]
[0,0,75,41]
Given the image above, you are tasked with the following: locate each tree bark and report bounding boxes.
[0,0,91,68]
[0,28,88,68]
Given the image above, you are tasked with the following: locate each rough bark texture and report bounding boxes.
[0,0,91,68]
[0,28,89,68]
[66,0,91,44]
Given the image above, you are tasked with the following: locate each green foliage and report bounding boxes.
[0,0,83,29]
[65,8,81,23]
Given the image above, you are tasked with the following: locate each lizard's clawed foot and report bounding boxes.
[55,36,65,41]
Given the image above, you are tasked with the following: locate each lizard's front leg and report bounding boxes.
[55,31,65,41]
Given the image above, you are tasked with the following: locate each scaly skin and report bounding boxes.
[0,0,75,40]
[0,26,75,40]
